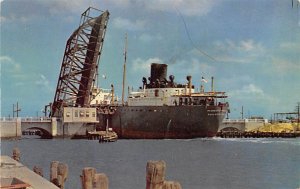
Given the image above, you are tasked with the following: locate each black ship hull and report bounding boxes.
[98,105,227,139]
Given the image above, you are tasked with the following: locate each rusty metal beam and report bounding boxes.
[51,7,109,117]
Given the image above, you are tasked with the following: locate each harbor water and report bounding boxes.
[1,137,300,189]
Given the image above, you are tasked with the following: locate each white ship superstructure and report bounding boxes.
[90,87,116,105]
[128,87,194,106]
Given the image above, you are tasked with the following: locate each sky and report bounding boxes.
[1,0,299,119]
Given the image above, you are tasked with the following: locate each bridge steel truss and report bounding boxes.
[51,7,109,117]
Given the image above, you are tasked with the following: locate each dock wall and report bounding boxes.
[0,118,22,138]
[59,122,95,138]
[0,117,96,138]
[220,119,268,132]
[245,120,268,131]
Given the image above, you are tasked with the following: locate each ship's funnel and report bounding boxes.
[150,63,167,84]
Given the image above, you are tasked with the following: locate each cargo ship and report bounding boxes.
[48,8,227,139]
[94,63,229,139]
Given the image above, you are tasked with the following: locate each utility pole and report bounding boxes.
[44,103,52,117]
[241,106,244,119]
[292,0,299,8]
[296,102,300,131]
[13,102,21,118]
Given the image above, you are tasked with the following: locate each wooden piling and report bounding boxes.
[57,162,68,189]
[162,181,182,189]
[33,166,44,177]
[146,161,182,189]
[50,161,68,189]
[146,160,166,189]
[50,161,59,184]
[93,173,109,189]
[81,167,108,189]
[81,167,96,189]
[12,147,20,162]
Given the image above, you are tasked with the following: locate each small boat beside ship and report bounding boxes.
[87,130,118,142]
[94,63,229,139]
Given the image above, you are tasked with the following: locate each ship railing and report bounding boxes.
[223,118,268,123]
[99,88,112,93]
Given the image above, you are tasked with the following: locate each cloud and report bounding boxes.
[0,14,30,24]
[127,57,163,87]
[0,16,7,23]
[129,57,214,87]
[234,84,264,96]
[131,56,215,77]
[131,57,163,73]
[263,41,300,75]
[240,40,257,51]
[1,56,52,93]
[227,83,282,118]
[221,75,253,88]
[0,55,13,63]
[1,1,41,23]
[1,0,218,26]
[212,39,266,63]
[270,57,300,74]
[1,55,27,88]
[42,0,87,15]
[35,74,51,90]
[0,55,22,75]
[279,42,300,52]
[0,0,88,23]
[104,0,219,17]
[229,84,278,104]
[112,17,146,31]
[214,39,265,53]
[103,0,130,7]
[15,82,25,87]
[169,58,215,76]
[144,0,218,17]
[138,33,163,42]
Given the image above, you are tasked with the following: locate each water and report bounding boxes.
[1,137,300,189]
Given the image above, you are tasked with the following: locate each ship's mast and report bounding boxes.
[122,33,128,105]
[211,76,214,93]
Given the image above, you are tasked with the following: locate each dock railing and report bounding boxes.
[0,117,20,122]
[21,117,52,122]
[223,118,268,123]
[0,117,52,122]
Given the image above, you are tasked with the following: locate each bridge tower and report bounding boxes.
[51,7,109,117]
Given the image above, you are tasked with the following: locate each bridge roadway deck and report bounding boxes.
[0,117,95,138]
[0,117,54,138]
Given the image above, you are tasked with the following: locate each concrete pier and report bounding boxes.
[0,156,59,189]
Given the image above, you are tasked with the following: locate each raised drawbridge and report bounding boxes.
[51,7,109,117]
